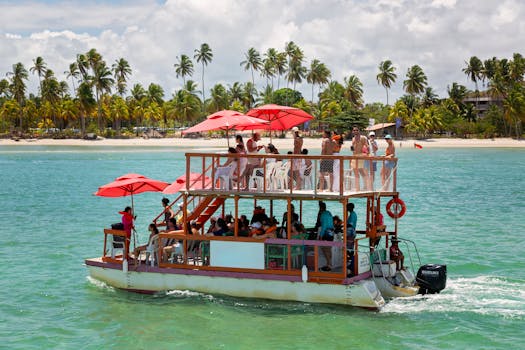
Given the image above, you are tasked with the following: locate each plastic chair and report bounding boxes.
[215,164,235,190]
[142,235,160,266]
[249,162,277,190]
[273,161,291,190]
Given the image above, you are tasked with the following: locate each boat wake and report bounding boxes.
[381,276,525,319]
[86,276,116,292]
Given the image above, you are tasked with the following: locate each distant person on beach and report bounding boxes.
[381,134,396,188]
[319,130,334,191]
[243,132,263,189]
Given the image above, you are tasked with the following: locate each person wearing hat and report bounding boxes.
[381,134,396,188]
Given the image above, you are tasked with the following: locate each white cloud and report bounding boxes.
[0,0,523,104]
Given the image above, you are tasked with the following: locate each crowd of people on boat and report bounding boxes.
[213,125,396,192]
[116,195,372,273]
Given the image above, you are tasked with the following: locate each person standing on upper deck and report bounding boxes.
[332,131,344,192]
[351,126,369,191]
[367,131,378,188]
[381,134,396,189]
[243,132,263,190]
[292,126,303,189]
[319,130,334,191]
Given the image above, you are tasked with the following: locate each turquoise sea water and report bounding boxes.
[0,145,524,349]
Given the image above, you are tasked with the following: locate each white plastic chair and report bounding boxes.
[273,161,291,190]
[142,235,160,266]
[249,162,277,190]
[215,164,236,190]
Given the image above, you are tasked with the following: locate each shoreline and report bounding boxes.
[0,137,523,149]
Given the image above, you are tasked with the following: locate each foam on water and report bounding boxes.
[382,276,525,319]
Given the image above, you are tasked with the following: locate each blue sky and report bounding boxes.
[0,0,523,104]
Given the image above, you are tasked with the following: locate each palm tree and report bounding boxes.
[174,54,194,85]
[447,82,469,106]
[240,48,262,86]
[76,81,96,136]
[64,62,80,95]
[194,43,213,112]
[30,56,47,102]
[463,56,483,118]
[6,62,29,129]
[275,52,288,90]
[208,84,230,113]
[285,42,305,91]
[403,65,427,96]
[241,82,257,110]
[228,82,243,103]
[92,61,114,130]
[264,48,279,88]
[146,83,165,105]
[463,56,483,92]
[376,60,397,105]
[130,83,146,102]
[306,59,331,103]
[343,75,364,108]
[421,87,439,107]
[112,58,132,97]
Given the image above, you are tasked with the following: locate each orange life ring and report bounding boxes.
[386,198,406,219]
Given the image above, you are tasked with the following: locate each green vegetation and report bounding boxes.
[0,43,523,138]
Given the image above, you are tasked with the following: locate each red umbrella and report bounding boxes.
[182,110,268,146]
[244,104,314,131]
[163,173,211,194]
[95,173,169,209]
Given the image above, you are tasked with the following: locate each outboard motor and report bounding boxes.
[416,264,447,294]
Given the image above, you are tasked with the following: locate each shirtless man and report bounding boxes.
[319,130,334,191]
[351,126,369,191]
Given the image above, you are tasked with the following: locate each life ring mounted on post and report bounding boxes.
[386,198,406,219]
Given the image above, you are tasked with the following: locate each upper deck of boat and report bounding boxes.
[182,152,398,201]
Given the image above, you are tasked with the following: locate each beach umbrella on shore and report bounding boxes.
[163,173,211,194]
[182,110,269,146]
[243,104,314,134]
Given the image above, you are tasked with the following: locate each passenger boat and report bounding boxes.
[85,151,446,309]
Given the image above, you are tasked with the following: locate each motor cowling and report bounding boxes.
[416,264,447,294]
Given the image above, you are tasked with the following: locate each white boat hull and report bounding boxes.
[86,259,385,309]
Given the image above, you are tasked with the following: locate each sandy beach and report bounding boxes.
[0,136,523,150]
